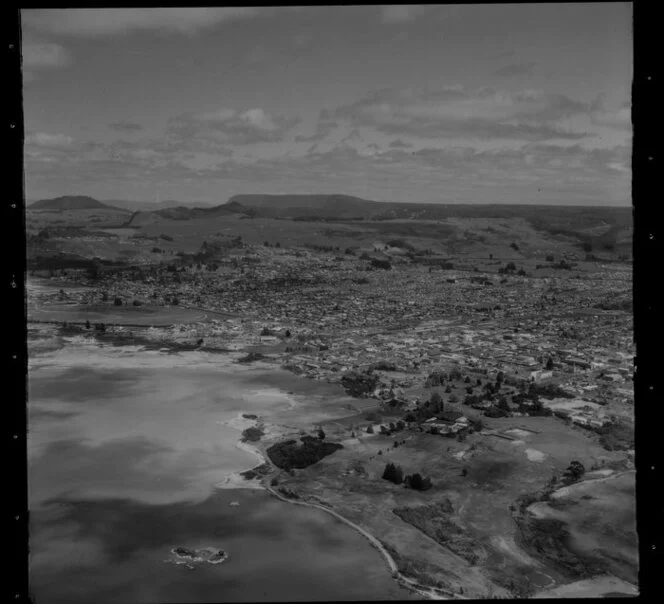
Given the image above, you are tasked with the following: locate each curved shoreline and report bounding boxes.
[222,427,462,600]
[261,476,463,601]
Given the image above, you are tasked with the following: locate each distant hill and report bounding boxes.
[126,201,250,226]
[103,199,215,212]
[30,195,129,212]
[227,194,380,219]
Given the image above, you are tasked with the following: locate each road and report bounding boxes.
[263,480,465,600]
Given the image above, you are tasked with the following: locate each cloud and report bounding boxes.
[168,107,299,145]
[25,132,75,148]
[589,95,631,130]
[22,42,70,69]
[108,121,143,133]
[22,8,262,37]
[380,5,429,24]
[388,139,413,149]
[327,86,594,141]
[492,62,536,77]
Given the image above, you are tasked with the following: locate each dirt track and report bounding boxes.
[262,480,465,601]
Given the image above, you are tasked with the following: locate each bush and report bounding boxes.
[114,297,123,306]
[371,258,392,270]
[371,360,398,371]
[241,426,264,442]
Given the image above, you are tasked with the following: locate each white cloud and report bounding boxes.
[380,5,429,24]
[22,8,262,37]
[168,106,299,145]
[22,42,70,69]
[328,86,594,141]
[25,132,74,148]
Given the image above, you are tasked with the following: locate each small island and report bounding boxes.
[170,546,229,565]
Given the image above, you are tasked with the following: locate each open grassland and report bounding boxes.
[257,409,635,598]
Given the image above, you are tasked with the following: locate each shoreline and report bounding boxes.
[262,479,460,601]
[216,413,461,600]
[215,415,268,490]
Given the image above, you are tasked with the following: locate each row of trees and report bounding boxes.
[382,463,433,491]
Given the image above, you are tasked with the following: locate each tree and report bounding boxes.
[317,427,326,440]
[405,473,431,491]
[383,463,403,484]
[496,371,504,385]
[285,329,291,338]
[563,461,585,483]
[546,357,554,370]
[85,320,91,329]
[114,297,122,306]
[430,391,443,407]
[366,424,374,434]
[510,242,519,251]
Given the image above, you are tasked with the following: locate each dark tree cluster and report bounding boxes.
[370,258,392,270]
[266,439,343,470]
[382,464,432,490]
[341,369,380,397]
[562,461,585,484]
[424,370,446,388]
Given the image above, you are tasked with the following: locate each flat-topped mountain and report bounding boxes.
[126,200,250,226]
[30,195,129,212]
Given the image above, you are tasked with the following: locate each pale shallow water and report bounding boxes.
[28,340,412,603]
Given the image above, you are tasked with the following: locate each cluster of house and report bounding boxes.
[30,243,633,431]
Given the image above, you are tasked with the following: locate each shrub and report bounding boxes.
[241,426,264,442]
[371,258,392,270]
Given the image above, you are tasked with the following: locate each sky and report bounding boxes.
[21,4,632,205]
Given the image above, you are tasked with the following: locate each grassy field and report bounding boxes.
[259,406,636,598]
[27,203,632,265]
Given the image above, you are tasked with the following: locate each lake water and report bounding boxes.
[28,339,411,603]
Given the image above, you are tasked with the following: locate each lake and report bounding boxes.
[28,338,411,603]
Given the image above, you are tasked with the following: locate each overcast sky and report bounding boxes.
[22,4,632,205]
